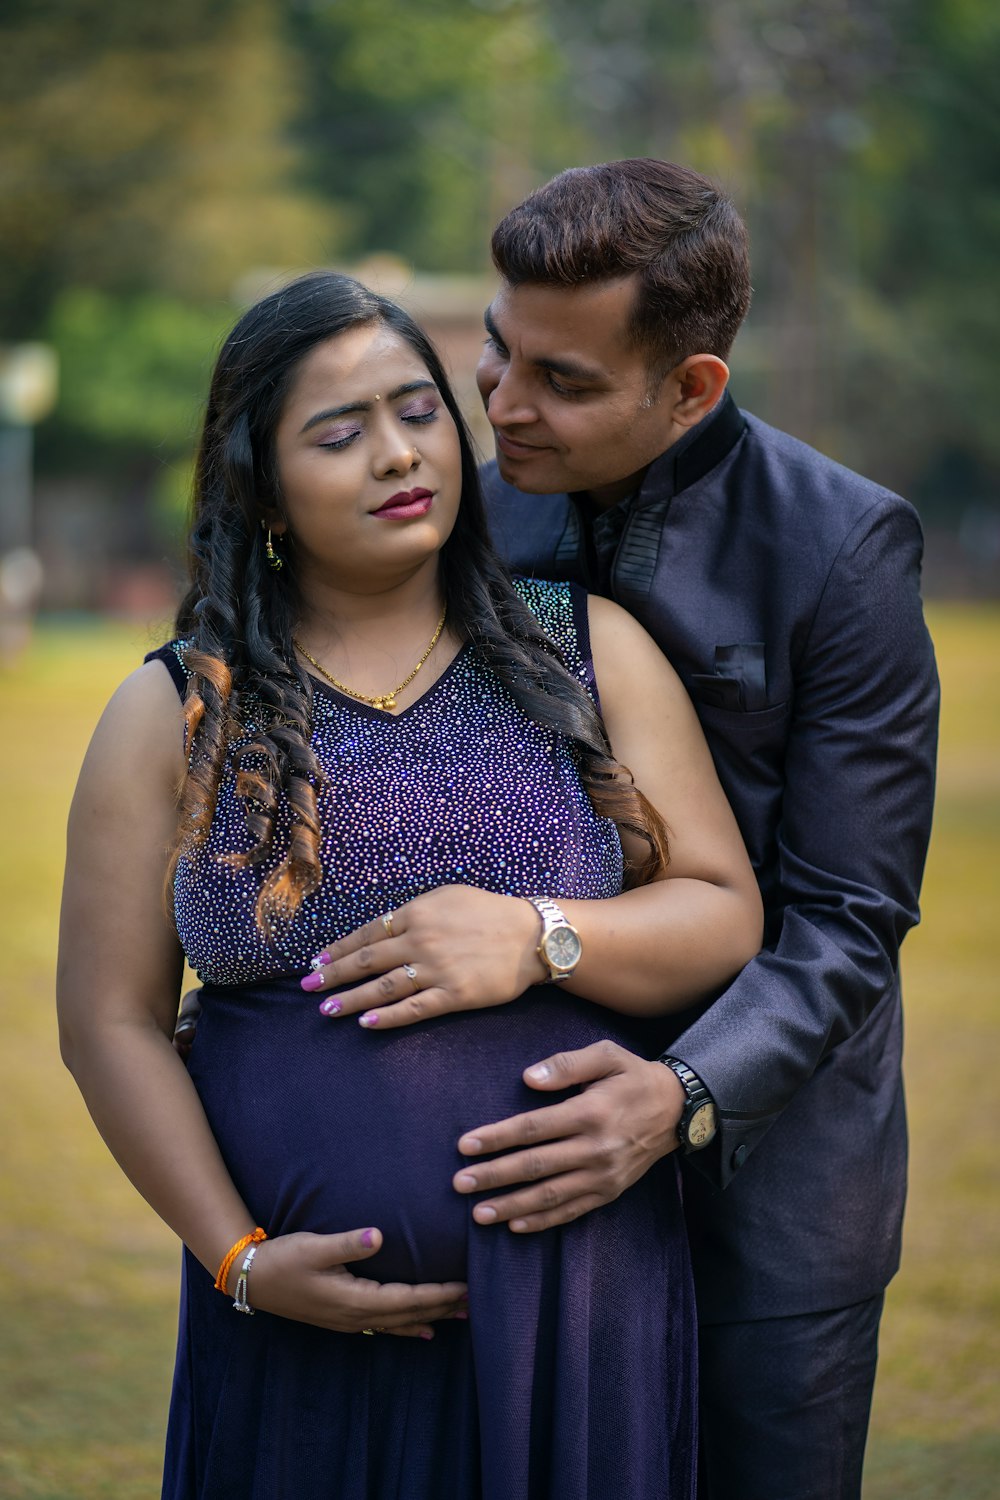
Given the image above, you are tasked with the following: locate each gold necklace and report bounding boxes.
[293,605,447,712]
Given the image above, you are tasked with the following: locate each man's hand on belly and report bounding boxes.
[452,1042,684,1232]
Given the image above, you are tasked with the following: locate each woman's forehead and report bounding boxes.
[285,325,432,411]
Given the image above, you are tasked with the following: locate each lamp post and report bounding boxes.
[0,343,58,660]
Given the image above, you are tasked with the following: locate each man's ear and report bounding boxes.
[670,355,730,428]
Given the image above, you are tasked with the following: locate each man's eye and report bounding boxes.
[547,376,585,399]
[484,334,508,357]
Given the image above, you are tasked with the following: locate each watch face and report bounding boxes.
[687,1102,717,1147]
[543,924,582,972]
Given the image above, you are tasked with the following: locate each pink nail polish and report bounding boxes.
[361,1228,376,1249]
[319,998,342,1015]
[310,950,332,967]
[419,1330,434,1341]
[454,1309,469,1320]
[358,1011,379,1028]
[300,972,324,992]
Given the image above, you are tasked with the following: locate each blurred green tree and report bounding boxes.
[283,0,584,271]
[2,0,996,562]
[837,0,1000,512]
[0,0,337,336]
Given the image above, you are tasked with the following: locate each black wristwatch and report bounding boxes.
[660,1057,717,1151]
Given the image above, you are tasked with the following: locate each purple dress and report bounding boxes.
[151,579,696,1500]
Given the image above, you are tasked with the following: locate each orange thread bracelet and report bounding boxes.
[214,1228,267,1294]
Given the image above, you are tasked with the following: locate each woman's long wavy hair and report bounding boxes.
[170,271,668,934]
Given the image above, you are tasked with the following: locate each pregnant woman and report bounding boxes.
[57,272,762,1500]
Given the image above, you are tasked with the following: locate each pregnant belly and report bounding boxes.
[188,978,665,1282]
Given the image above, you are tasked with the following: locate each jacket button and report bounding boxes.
[731,1144,748,1170]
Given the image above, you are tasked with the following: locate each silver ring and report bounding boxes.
[382,912,395,937]
[402,963,419,992]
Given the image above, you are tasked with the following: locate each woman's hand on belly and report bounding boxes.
[300,886,544,1030]
[244,1226,468,1338]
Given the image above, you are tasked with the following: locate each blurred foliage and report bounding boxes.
[285,0,584,270]
[0,0,336,334]
[46,291,227,456]
[0,0,997,538]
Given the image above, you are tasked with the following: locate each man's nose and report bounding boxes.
[483,365,534,428]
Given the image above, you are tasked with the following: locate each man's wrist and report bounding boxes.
[659,1056,718,1151]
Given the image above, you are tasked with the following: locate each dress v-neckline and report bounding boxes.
[304,642,471,724]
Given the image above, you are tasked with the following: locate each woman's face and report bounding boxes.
[270,322,463,595]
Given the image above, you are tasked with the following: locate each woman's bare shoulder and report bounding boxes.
[79,658,188,788]
[585,594,693,718]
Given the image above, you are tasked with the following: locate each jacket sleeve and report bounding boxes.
[669,497,939,1187]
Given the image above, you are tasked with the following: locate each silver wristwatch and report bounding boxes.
[660,1056,718,1151]
[524,896,582,983]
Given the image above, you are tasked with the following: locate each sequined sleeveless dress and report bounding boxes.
[150,579,696,1500]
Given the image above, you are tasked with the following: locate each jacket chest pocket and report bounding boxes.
[687,642,777,716]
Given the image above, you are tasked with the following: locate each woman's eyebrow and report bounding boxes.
[299,379,436,434]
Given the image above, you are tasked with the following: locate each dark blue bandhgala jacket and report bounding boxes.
[481,393,940,1324]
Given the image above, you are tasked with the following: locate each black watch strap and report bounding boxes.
[660,1056,718,1152]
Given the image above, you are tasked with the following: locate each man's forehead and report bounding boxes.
[486,277,640,376]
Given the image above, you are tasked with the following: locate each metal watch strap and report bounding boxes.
[660,1056,717,1151]
[526,896,567,928]
[524,895,580,982]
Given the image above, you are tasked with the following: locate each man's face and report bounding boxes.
[475,277,678,506]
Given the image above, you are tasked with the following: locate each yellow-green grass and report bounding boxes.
[0,607,997,1498]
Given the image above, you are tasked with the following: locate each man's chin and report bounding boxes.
[494,448,566,496]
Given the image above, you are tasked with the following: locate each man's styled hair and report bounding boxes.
[490,159,751,378]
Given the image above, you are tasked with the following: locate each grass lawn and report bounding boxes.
[0,606,997,1497]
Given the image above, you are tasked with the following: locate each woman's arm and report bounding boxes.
[58,662,466,1334]
[560,593,764,1009]
[304,595,762,1025]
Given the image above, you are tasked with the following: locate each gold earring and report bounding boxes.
[262,522,283,571]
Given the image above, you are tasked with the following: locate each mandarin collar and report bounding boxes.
[563,391,747,607]
[634,390,746,508]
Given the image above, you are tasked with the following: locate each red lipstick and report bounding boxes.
[372,488,434,519]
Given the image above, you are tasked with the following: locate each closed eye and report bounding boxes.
[317,426,363,451]
[546,374,587,398]
[399,398,440,426]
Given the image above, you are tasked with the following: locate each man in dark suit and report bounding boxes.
[450,159,939,1498]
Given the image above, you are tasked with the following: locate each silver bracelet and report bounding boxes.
[233,1243,259,1315]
